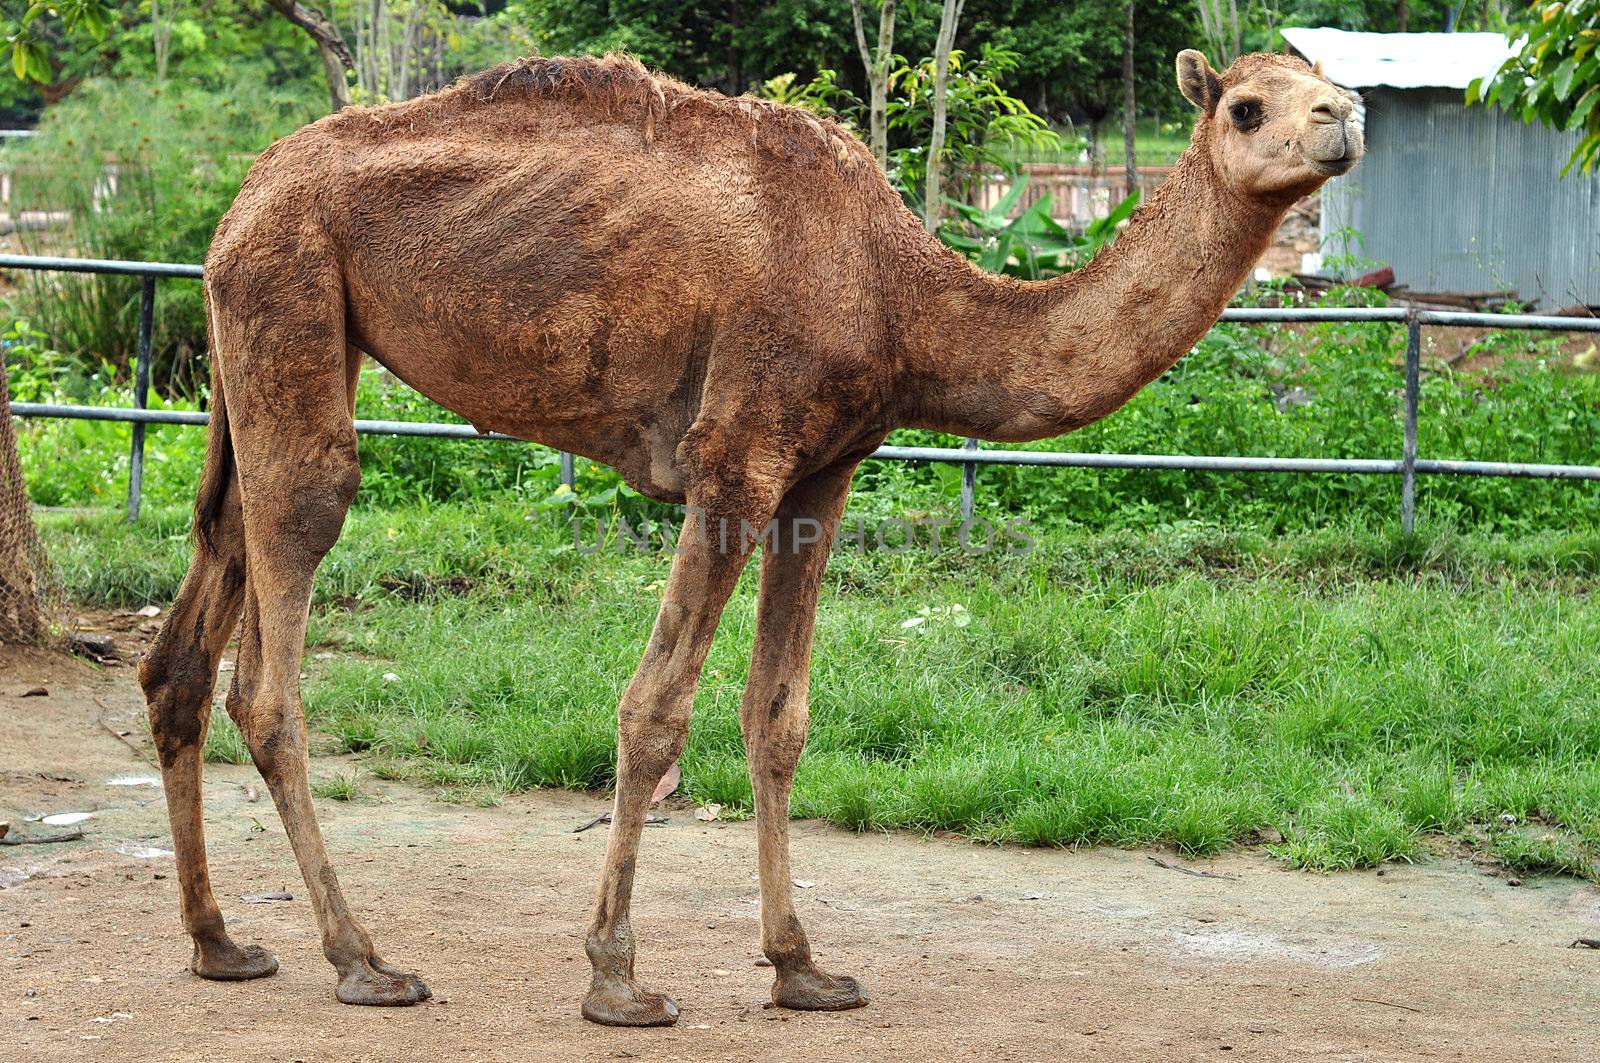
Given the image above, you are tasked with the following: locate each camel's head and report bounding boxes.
[1176,49,1364,201]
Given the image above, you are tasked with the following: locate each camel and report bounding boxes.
[136,48,1362,1024]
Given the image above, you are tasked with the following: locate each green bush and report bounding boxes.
[5,73,319,394]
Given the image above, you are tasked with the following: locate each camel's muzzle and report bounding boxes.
[1301,118,1364,176]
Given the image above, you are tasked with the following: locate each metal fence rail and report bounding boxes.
[5,254,1600,531]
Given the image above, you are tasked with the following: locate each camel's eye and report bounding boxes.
[1229,101,1261,129]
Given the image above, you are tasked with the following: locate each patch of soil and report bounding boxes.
[3,646,1598,1062]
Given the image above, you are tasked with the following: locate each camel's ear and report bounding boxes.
[1313,59,1325,77]
[1176,49,1221,114]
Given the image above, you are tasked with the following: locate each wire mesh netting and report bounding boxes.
[0,361,63,645]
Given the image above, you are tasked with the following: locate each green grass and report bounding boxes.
[203,713,250,766]
[310,771,363,802]
[1489,827,1599,880]
[38,502,1600,877]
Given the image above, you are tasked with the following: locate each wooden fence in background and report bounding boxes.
[974,164,1174,229]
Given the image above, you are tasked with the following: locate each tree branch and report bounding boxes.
[266,0,355,68]
[924,0,964,231]
[264,0,356,110]
[850,0,874,72]
[851,0,897,169]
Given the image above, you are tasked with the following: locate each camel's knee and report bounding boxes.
[279,459,360,561]
[223,678,304,782]
[140,631,217,767]
[141,663,212,767]
[240,442,359,566]
[617,703,691,780]
[743,685,811,777]
[243,716,306,786]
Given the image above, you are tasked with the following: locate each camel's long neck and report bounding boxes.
[893,141,1286,441]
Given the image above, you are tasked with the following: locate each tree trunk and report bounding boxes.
[152,0,172,81]
[1198,0,1243,66]
[851,0,897,168]
[265,0,356,111]
[1398,0,1409,32]
[317,42,352,110]
[924,0,965,232]
[1123,2,1138,199]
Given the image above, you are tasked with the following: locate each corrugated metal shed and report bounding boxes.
[1287,29,1600,306]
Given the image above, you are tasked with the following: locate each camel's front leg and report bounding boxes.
[582,488,774,1026]
[739,462,868,1011]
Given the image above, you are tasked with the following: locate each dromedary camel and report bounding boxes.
[137,48,1362,1024]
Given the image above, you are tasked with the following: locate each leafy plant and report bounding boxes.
[1468,0,1600,174]
[758,69,862,125]
[5,1,111,83]
[885,43,1061,210]
[311,770,363,801]
[1,318,70,402]
[6,73,319,394]
[939,178,1138,279]
[758,42,1065,215]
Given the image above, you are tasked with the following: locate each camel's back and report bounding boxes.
[220,56,891,286]
[208,56,907,499]
[214,55,905,353]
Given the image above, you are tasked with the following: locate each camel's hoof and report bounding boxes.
[582,982,680,1027]
[191,938,279,981]
[335,959,432,1006]
[772,969,869,1012]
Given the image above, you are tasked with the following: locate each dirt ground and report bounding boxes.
[3,645,1598,1063]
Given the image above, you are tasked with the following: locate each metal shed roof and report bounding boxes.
[1280,28,1515,90]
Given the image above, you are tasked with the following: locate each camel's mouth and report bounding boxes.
[1306,155,1358,177]
[1300,124,1363,178]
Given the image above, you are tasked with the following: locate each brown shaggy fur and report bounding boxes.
[137,49,1362,1024]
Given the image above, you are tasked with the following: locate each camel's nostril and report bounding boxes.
[1310,103,1340,123]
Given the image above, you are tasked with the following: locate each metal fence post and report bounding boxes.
[1401,311,1421,536]
[559,450,577,523]
[127,275,155,522]
[960,437,978,519]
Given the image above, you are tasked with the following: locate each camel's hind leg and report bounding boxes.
[209,258,427,1006]
[139,473,276,980]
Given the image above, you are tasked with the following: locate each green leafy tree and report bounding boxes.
[965,1,1195,146]
[502,0,855,95]
[1273,0,1458,34]
[6,0,351,110]
[758,42,1058,200]
[1469,0,1600,174]
[5,1,112,83]
[885,44,1056,207]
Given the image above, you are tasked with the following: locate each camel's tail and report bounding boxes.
[193,293,234,556]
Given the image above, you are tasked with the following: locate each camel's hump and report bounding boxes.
[320,53,873,174]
